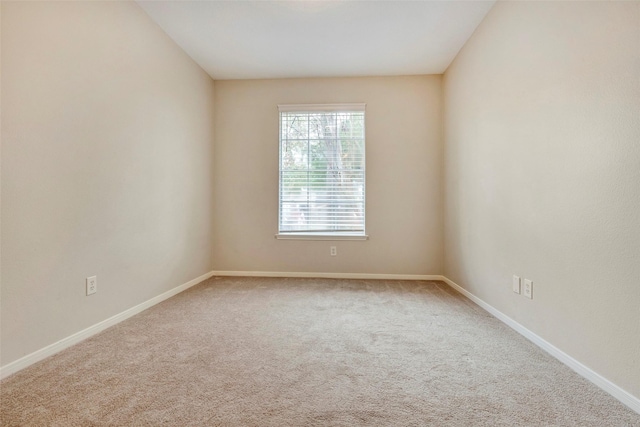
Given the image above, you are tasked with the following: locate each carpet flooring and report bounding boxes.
[1,277,638,426]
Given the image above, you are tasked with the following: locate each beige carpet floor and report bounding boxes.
[1,277,639,426]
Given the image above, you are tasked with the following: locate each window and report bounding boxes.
[277,104,367,240]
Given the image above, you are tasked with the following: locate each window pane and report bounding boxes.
[280,138,308,171]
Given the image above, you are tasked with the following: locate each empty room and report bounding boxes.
[1,0,639,425]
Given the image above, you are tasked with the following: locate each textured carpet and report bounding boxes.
[1,277,638,426]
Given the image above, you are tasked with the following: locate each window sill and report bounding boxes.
[275,233,369,241]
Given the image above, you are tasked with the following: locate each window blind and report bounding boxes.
[278,104,365,235]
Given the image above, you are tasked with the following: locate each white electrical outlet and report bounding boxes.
[86,276,97,296]
[330,246,337,256]
[524,279,533,299]
[512,275,521,294]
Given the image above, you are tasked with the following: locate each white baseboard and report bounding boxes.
[212,270,441,281]
[440,276,640,415]
[0,270,215,380]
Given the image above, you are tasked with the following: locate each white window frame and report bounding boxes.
[276,103,368,241]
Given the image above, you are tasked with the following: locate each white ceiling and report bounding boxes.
[136,1,495,80]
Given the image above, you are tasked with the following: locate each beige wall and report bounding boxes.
[213,76,443,275]
[1,1,215,365]
[444,1,640,398]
